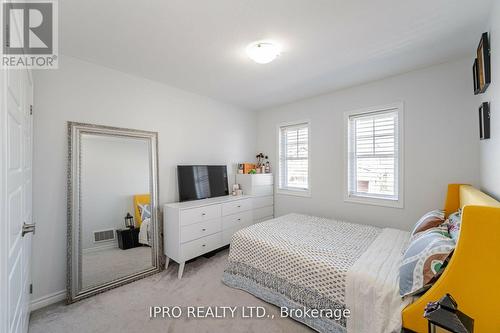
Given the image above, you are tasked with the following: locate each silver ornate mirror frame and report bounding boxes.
[67,122,163,303]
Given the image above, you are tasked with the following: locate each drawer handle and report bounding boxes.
[237,205,241,208]
[237,218,241,221]
[202,228,206,231]
[202,244,206,247]
[202,213,206,216]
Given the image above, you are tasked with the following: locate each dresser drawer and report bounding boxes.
[222,199,252,216]
[236,173,273,187]
[222,210,252,230]
[253,206,274,221]
[181,233,222,261]
[252,196,273,209]
[180,204,221,226]
[180,218,221,243]
[252,185,273,196]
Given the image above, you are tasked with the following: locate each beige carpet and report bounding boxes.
[29,249,312,333]
[82,246,153,289]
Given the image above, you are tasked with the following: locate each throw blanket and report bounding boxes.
[138,218,151,246]
[223,213,411,333]
[345,228,411,333]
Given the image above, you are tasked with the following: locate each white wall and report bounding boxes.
[257,58,479,231]
[81,135,150,250]
[479,1,500,199]
[32,55,256,303]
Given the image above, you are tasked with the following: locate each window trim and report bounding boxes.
[343,102,404,208]
[276,120,311,197]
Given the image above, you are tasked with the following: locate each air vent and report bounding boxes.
[93,229,115,243]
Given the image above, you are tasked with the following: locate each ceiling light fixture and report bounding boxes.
[246,41,281,64]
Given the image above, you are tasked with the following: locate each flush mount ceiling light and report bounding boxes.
[246,41,281,64]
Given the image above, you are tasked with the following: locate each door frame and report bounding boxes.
[1,54,9,333]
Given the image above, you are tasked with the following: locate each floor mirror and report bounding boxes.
[67,122,163,303]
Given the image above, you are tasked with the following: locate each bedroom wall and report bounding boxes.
[478,1,500,199]
[80,135,150,250]
[256,58,479,231]
[31,55,256,307]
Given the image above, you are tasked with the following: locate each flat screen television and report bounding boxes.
[177,165,229,202]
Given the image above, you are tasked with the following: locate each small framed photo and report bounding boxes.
[476,32,491,94]
[479,102,490,140]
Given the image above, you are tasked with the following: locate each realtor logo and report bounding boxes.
[2,0,58,68]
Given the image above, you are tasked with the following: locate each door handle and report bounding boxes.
[22,222,36,237]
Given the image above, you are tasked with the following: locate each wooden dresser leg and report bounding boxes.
[165,257,170,270]
[178,262,185,279]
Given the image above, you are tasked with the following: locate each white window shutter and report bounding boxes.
[279,122,310,192]
[347,109,400,201]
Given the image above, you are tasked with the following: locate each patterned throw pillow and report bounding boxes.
[409,223,450,243]
[446,210,461,242]
[410,209,446,238]
[138,203,151,221]
[399,230,455,297]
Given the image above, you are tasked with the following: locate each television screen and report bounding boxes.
[177,165,229,202]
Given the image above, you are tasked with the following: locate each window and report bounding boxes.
[346,104,403,207]
[278,121,310,195]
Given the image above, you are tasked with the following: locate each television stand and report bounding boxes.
[164,193,273,278]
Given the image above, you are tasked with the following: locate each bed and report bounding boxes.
[223,184,500,333]
[223,213,411,333]
[402,184,500,333]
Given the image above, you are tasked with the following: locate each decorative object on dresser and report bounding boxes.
[164,195,257,278]
[231,184,243,196]
[478,102,490,140]
[240,163,257,174]
[255,152,271,174]
[116,228,141,250]
[236,173,274,223]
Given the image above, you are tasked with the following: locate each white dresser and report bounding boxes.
[236,173,274,223]
[164,195,255,278]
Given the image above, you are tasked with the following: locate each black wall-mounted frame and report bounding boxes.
[474,32,491,94]
[473,59,480,95]
[479,102,490,140]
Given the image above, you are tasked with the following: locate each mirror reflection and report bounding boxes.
[80,134,153,289]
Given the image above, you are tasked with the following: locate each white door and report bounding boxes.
[0,67,34,333]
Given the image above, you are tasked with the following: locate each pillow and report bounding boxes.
[446,210,462,242]
[138,203,151,221]
[410,209,445,238]
[409,223,450,243]
[399,230,455,297]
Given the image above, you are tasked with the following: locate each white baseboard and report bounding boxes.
[30,290,66,312]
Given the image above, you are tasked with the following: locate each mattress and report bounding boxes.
[222,213,410,333]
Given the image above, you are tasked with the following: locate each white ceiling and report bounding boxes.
[60,0,493,110]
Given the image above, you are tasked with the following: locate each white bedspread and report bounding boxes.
[345,228,412,333]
